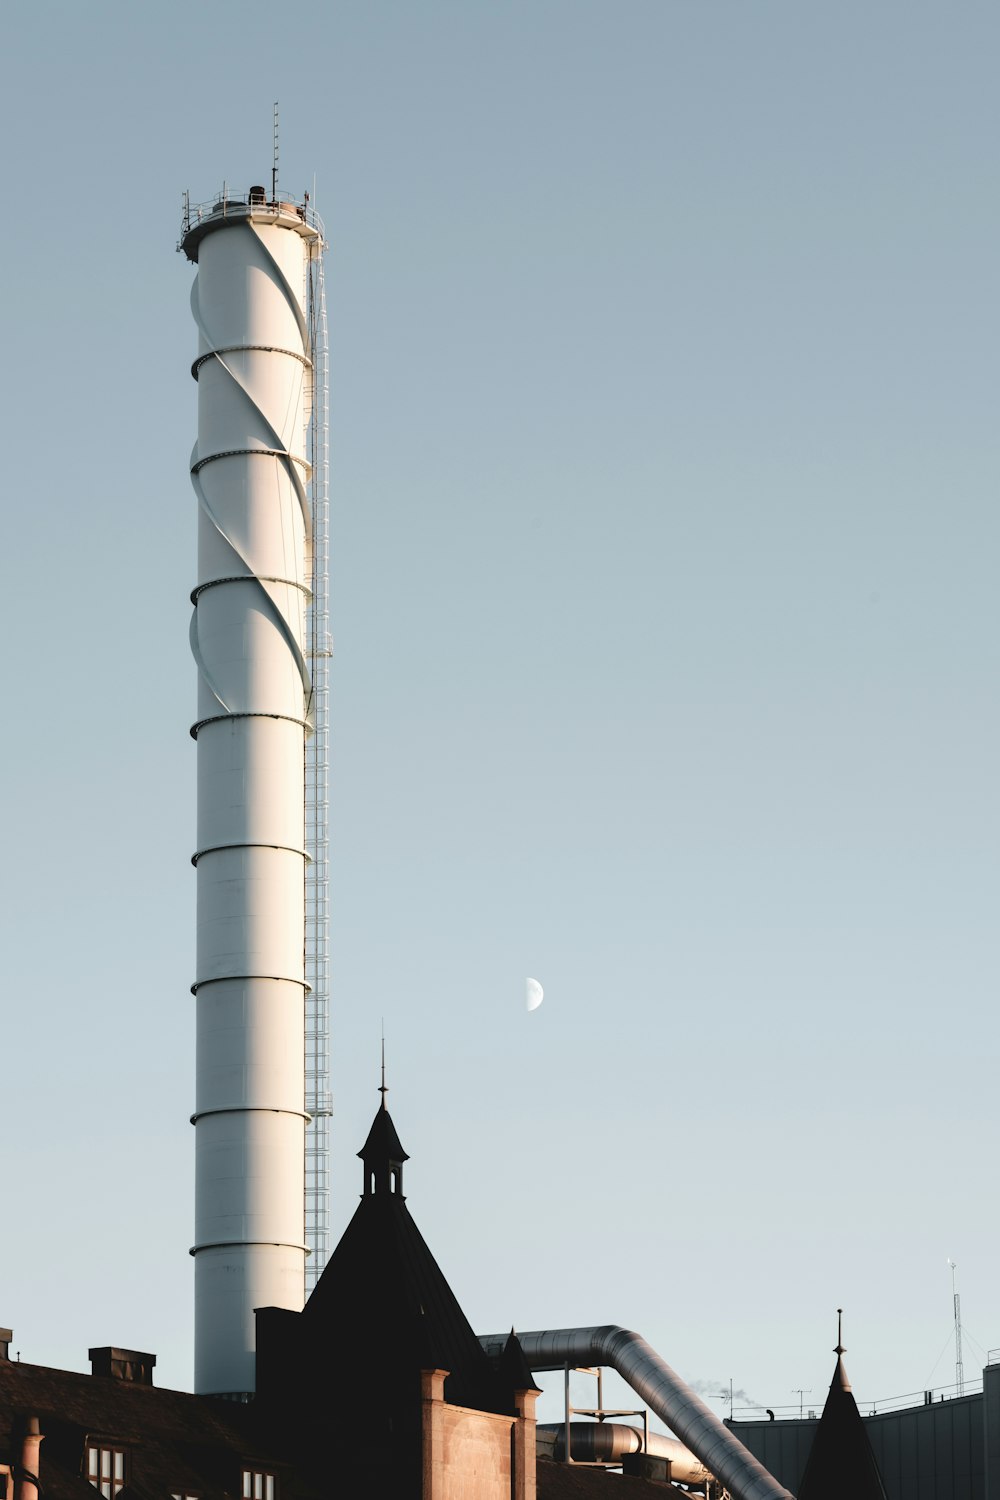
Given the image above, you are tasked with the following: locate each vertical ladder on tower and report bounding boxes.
[304,220,332,1295]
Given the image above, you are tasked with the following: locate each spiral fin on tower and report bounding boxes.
[187,472,315,728]
[189,262,312,543]
[247,221,310,346]
[188,259,315,729]
[188,610,230,715]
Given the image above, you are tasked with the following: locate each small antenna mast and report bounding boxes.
[272,100,279,205]
[948,1258,965,1396]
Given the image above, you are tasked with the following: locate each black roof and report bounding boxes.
[305,1120,520,1414]
[497,1330,542,1396]
[797,1350,888,1500]
[357,1101,409,1171]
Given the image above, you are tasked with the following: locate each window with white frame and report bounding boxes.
[85,1444,125,1498]
[241,1469,275,1500]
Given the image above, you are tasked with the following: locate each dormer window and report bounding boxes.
[242,1469,275,1500]
[86,1444,125,1498]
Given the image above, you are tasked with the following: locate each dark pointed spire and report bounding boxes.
[358,1044,409,1196]
[497,1329,541,1395]
[797,1311,887,1500]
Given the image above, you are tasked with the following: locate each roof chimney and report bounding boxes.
[0,1330,11,1361]
[88,1348,156,1386]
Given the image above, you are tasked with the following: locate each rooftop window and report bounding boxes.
[242,1470,275,1500]
[86,1444,125,1499]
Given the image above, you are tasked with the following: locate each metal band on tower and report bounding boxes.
[181,188,326,1396]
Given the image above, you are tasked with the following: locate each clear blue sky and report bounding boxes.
[2,0,997,1425]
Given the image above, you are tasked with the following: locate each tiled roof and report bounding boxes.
[0,1361,321,1500]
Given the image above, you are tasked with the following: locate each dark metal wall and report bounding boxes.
[732,1393,985,1500]
[728,1418,814,1494]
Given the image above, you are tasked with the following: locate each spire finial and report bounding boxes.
[379,1021,387,1108]
[835,1307,845,1356]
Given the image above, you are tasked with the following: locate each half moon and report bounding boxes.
[526,978,544,1012]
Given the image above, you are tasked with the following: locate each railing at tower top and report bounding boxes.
[179,186,325,251]
[304,230,332,1296]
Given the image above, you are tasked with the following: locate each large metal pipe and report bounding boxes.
[480,1327,794,1500]
[537,1422,711,1484]
[182,192,321,1395]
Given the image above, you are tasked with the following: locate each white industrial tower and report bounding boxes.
[181,181,330,1396]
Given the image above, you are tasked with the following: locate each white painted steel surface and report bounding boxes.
[480,1326,795,1500]
[185,199,320,1395]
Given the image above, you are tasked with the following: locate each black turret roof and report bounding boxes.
[357,1100,409,1173]
[797,1321,888,1500]
[304,1098,532,1415]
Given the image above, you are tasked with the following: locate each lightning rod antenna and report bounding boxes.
[272,100,279,204]
[948,1259,965,1396]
